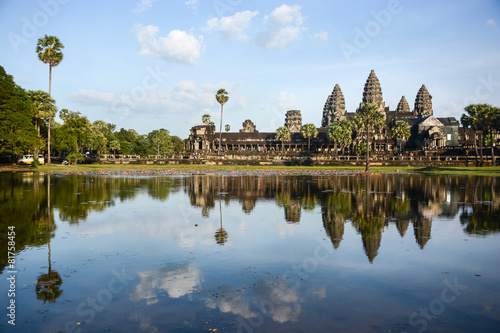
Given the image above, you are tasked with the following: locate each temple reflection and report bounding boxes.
[1,173,499,268]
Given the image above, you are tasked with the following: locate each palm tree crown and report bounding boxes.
[215,89,229,155]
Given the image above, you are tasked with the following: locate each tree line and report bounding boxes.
[0,36,183,164]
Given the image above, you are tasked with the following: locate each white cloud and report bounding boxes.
[131,23,202,65]
[185,0,199,12]
[205,10,259,42]
[256,5,305,49]
[486,19,496,28]
[314,31,328,41]
[131,264,201,302]
[133,0,156,14]
[274,91,296,111]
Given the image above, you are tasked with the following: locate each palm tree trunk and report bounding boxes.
[48,65,52,165]
[218,105,223,156]
[491,128,496,166]
[474,129,478,165]
[366,130,370,172]
[480,131,484,165]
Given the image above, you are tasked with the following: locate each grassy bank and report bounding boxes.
[2,163,500,176]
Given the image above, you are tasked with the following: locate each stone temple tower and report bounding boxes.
[396,96,410,113]
[359,70,386,117]
[413,84,433,118]
[285,110,302,133]
[321,84,346,127]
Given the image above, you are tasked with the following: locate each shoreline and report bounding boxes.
[1,164,500,176]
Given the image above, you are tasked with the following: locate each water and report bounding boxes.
[0,172,499,332]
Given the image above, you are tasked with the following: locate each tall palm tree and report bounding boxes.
[301,123,318,155]
[354,103,385,172]
[215,89,229,155]
[275,126,291,155]
[36,35,64,165]
[390,121,411,153]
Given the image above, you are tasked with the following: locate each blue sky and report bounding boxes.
[1,0,499,138]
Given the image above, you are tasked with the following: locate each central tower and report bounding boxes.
[359,70,386,117]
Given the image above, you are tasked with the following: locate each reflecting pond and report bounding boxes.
[1,172,499,332]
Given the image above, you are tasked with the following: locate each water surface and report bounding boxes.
[1,172,499,332]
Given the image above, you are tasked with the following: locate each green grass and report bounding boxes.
[28,164,500,176]
[3,163,499,176]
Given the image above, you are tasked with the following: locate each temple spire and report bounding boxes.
[360,69,386,116]
[396,96,410,113]
[413,84,433,117]
[321,84,346,127]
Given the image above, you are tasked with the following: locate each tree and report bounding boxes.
[275,126,290,155]
[477,105,499,166]
[215,89,229,155]
[461,111,480,164]
[37,35,64,164]
[54,109,93,163]
[353,103,385,172]
[301,123,318,155]
[202,114,211,125]
[0,66,40,156]
[225,124,230,132]
[327,120,352,155]
[391,121,411,153]
[27,90,55,136]
[109,140,121,155]
[171,135,184,153]
[148,129,173,154]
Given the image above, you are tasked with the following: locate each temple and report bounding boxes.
[186,70,473,155]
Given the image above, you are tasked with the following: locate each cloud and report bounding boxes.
[313,31,328,41]
[185,0,199,12]
[274,91,296,111]
[13,76,31,85]
[486,19,496,28]
[131,264,202,303]
[256,5,305,49]
[205,10,259,42]
[133,0,156,14]
[69,80,236,124]
[131,23,202,65]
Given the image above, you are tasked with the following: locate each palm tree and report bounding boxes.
[275,126,291,155]
[327,120,352,155]
[301,123,318,155]
[391,121,411,154]
[27,90,55,135]
[215,89,229,155]
[36,35,64,165]
[354,103,385,172]
[201,114,211,125]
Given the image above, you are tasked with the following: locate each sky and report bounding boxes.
[1,0,499,138]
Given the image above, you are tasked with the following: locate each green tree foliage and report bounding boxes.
[109,139,121,154]
[275,126,291,155]
[53,109,93,163]
[27,90,55,135]
[171,135,184,153]
[301,123,318,154]
[327,120,352,155]
[391,121,411,153]
[0,66,40,156]
[148,128,173,154]
[462,104,500,166]
[216,88,229,155]
[354,103,385,171]
[37,35,64,164]
[202,114,211,125]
